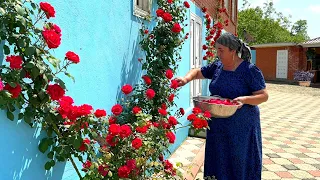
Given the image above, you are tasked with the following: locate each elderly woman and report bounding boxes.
[176,32,268,180]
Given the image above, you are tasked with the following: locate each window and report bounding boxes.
[224,0,229,11]
[133,0,152,18]
[232,0,236,21]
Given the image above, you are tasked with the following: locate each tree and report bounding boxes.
[291,20,309,40]
[237,0,309,45]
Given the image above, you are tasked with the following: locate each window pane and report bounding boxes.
[142,0,149,12]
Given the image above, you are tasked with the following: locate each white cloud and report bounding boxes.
[309,5,320,14]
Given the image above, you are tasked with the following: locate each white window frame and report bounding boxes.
[224,0,229,11]
[232,0,236,21]
[190,12,203,105]
[133,0,152,18]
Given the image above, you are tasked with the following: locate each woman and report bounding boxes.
[176,32,268,180]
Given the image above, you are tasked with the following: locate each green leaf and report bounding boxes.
[31,67,40,78]
[7,110,14,121]
[73,136,82,149]
[24,115,32,124]
[39,138,49,153]
[18,113,23,120]
[44,161,52,170]
[3,45,10,55]
[0,8,6,15]
[15,5,25,16]
[47,151,54,159]
[31,2,37,10]
[25,47,35,56]
[46,127,53,137]
[8,82,17,88]
[64,72,75,83]
[48,56,60,68]
[54,79,66,89]
[18,39,25,48]
[25,62,35,68]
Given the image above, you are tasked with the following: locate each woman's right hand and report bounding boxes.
[175,77,189,87]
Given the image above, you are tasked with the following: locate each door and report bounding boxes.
[190,13,202,104]
[276,50,288,79]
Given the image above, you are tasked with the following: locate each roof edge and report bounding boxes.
[251,43,298,48]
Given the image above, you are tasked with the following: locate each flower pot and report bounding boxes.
[298,81,311,87]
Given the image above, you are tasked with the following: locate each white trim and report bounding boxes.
[251,43,297,48]
[300,43,320,48]
[133,0,152,19]
[190,12,202,105]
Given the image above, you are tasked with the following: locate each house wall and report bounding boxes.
[0,0,200,179]
[255,46,306,81]
[191,0,238,34]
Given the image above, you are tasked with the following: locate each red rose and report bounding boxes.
[6,55,22,69]
[153,122,160,127]
[192,107,202,114]
[171,23,182,33]
[203,45,208,50]
[4,83,22,98]
[79,138,90,151]
[47,84,65,100]
[156,9,165,17]
[165,69,173,79]
[168,116,178,126]
[40,2,55,18]
[187,114,196,121]
[132,106,142,114]
[166,131,176,143]
[142,75,151,85]
[121,84,133,95]
[161,103,167,110]
[118,165,130,178]
[52,24,61,34]
[77,104,93,117]
[159,154,164,161]
[132,138,143,149]
[98,164,109,176]
[59,96,74,105]
[82,160,92,170]
[94,109,107,118]
[126,159,137,170]
[202,7,207,13]
[158,108,167,116]
[106,134,118,147]
[109,124,121,136]
[162,13,172,22]
[136,126,148,134]
[144,29,149,34]
[202,119,208,128]
[109,116,117,124]
[168,94,174,102]
[120,125,131,139]
[192,118,204,129]
[167,0,173,3]
[111,104,123,115]
[42,29,61,49]
[179,108,185,115]
[204,111,211,118]
[170,79,179,89]
[65,51,80,64]
[184,1,190,8]
[146,89,155,99]
[164,160,173,169]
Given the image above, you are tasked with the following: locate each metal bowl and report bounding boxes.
[192,96,242,118]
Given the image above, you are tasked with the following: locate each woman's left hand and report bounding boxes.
[233,96,247,109]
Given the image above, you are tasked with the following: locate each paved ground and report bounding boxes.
[169,83,320,180]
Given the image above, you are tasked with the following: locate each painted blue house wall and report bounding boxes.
[251,50,257,64]
[0,0,209,179]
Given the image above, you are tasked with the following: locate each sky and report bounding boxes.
[238,0,320,39]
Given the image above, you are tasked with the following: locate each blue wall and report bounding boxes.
[251,50,257,64]
[0,0,207,179]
